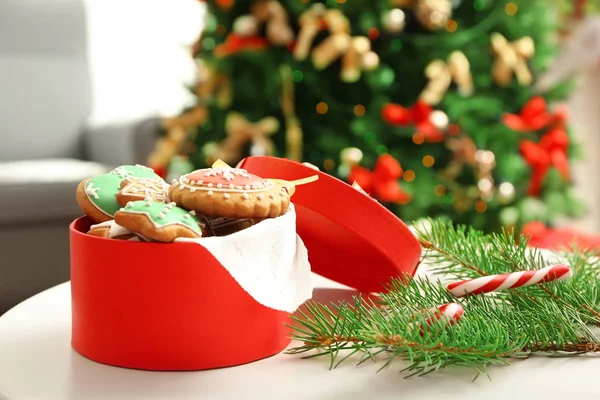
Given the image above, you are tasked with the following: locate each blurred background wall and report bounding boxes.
[82,0,205,127]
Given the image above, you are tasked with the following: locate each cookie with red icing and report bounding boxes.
[169,167,290,219]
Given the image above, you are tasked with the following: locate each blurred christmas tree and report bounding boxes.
[148,0,584,233]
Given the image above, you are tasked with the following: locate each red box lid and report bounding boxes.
[239,156,422,293]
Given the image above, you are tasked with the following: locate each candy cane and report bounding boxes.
[408,303,464,335]
[447,264,573,298]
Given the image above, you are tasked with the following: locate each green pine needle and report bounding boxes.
[287,220,600,377]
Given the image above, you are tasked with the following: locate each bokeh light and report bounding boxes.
[316,102,328,114]
[446,20,458,32]
[422,155,435,167]
[475,200,488,213]
[323,159,335,171]
[403,170,416,182]
[505,2,518,15]
[292,70,304,82]
[412,132,425,145]
[354,104,366,117]
[434,185,446,197]
[367,28,380,40]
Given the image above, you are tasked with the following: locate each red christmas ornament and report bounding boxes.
[519,128,570,196]
[214,34,269,57]
[503,96,568,132]
[381,100,445,142]
[348,154,411,204]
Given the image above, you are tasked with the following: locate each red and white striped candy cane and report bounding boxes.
[447,264,573,298]
[409,303,464,335]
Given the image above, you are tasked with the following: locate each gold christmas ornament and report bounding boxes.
[215,112,280,164]
[251,0,294,46]
[490,33,535,87]
[415,0,452,31]
[383,8,406,33]
[420,51,473,105]
[294,5,376,82]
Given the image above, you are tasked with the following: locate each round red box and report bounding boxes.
[70,218,291,371]
[70,156,421,371]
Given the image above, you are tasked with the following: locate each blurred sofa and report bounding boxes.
[0,0,160,314]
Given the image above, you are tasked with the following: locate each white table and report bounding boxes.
[0,274,599,400]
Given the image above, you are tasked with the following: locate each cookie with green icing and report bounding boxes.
[114,199,204,242]
[76,165,165,224]
[76,174,124,223]
[110,164,163,181]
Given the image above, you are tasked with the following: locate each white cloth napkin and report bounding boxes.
[175,204,313,312]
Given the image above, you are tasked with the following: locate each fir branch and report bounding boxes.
[418,220,600,325]
[420,238,486,277]
[289,221,600,377]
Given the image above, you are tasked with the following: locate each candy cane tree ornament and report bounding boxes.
[447,264,573,298]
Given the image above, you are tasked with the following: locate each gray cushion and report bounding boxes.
[0,0,91,161]
[0,159,109,224]
[83,119,161,167]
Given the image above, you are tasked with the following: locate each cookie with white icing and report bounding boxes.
[169,167,290,219]
[87,220,146,241]
[116,176,170,207]
[114,199,204,242]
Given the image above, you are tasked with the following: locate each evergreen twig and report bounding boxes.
[288,220,600,377]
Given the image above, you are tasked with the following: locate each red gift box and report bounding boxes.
[70,156,421,371]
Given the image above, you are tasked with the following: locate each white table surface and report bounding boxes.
[0,273,599,400]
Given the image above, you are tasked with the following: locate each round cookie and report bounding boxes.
[76,174,124,223]
[114,199,204,242]
[110,164,163,180]
[116,176,170,207]
[169,167,290,219]
[87,220,147,241]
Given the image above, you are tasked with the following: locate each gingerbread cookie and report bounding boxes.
[114,199,204,242]
[76,174,124,223]
[116,176,170,207]
[110,164,163,181]
[87,220,147,241]
[169,167,290,219]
